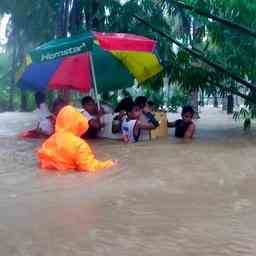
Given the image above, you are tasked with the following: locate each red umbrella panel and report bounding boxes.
[19,32,162,93]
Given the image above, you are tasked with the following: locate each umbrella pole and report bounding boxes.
[89,52,100,110]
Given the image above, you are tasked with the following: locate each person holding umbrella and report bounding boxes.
[81,96,105,139]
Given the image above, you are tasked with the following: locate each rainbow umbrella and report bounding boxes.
[18,32,162,97]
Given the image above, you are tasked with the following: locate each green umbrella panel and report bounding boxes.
[92,44,134,93]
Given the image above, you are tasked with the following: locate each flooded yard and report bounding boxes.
[1,107,256,255]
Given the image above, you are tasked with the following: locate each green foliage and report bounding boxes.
[233,89,256,130]
[0,0,255,119]
[0,54,10,111]
[140,72,164,92]
[234,108,253,131]
[168,86,189,112]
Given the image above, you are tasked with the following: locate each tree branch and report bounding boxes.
[207,79,256,105]
[132,14,256,92]
[168,0,256,39]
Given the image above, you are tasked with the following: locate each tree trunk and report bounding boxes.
[167,82,171,107]
[56,0,70,99]
[85,0,100,31]
[57,0,69,37]
[191,90,199,119]
[20,92,28,111]
[200,90,204,107]
[17,33,27,112]
[234,95,239,107]
[227,95,234,114]
[70,0,82,34]
[222,97,227,111]
[9,28,17,111]
[213,95,218,108]
[162,76,170,106]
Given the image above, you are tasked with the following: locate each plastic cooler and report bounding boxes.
[150,112,168,139]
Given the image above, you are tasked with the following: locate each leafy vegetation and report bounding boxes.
[168,86,189,112]
[0,0,255,129]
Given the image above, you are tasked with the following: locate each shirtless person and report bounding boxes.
[168,106,196,139]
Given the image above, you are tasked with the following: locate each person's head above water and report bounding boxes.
[144,100,156,113]
[55,105,89,136]
[135,96,156,113]
[52,98,67,116]
[81,96,97,115]
[135,96,148,110]
[126,102,141,120]
[147,100,155,108]
[115,97,134,113]
[34,92,46,108]
[181,105,195,123]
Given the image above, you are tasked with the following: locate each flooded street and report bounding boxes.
[1,107,256,255]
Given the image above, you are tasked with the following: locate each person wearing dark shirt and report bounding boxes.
[168,106,196,139]
[142,100,159,128]
[81,96,104,139]
[134,96,159,141]
[112,96,159,137]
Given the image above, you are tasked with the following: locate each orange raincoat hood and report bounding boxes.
[55,105,89,136]
[37,106,114,172]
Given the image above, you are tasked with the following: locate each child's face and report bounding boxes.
[182,112,193,123]
[128,106,141,119]
[84,101,97,114]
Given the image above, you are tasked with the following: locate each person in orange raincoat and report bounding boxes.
[37,105,115,172]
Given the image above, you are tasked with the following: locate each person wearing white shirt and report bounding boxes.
[34,92,50,120]
[37,97,67,136]
[121,102,155,143]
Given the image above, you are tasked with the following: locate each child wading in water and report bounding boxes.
[168,106,196,139]
[135,96,159,141]
[121,102,157,143]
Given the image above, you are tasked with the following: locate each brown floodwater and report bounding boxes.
[1,107,256,256]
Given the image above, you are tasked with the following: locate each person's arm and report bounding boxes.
[96,108,105,128]
[85,108,105,130]
[37,117,54,136]
[144,112,159,128]
[122,127,130,142]
[184,123,196,139]
[121,121,131,143]
[122,134,130,143]
[137,121,155,130]
[76,141,115,172]
[89,118,102,130]
[112,112,125,133]
[112,120,121,134]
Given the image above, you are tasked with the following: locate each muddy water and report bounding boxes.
[1,108,256,256]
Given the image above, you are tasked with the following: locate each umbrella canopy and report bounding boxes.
[18,32,162,93]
